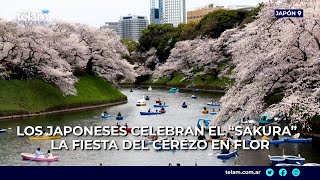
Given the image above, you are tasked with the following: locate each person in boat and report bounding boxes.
[130,89,133,92]
[148,109,151,113]
[251,136,256,140]
[103,111,108,116]
[262,135,270,141]
[169,163,172,166]
[45,150,53,158]
[35,148,43,157]
[117,112,122,117]
[156,110,158,113]
[182,102,186,106]
[125,123,128,128]
[116,123,120,128]
[273,134,279,140]
[159,102,162,105]
[203,107,207,111]
[221,147,230,154]
[213,108,216,112]
[163,102,166,105]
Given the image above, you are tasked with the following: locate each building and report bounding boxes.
[150,0,163,24]
[150,0,186,27]
[100,22,119,34]
[163,0,186,27]
[119,15,149,41]
[187,4,225,23]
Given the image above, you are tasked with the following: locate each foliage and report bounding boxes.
[121,38,138,53]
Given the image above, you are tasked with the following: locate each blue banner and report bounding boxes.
[274,9,304,18]
[0,166,315,179]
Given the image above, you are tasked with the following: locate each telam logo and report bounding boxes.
[17,10,50,23]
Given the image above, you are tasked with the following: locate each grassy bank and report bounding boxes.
[0,75,126,116]
[139,74,233,88]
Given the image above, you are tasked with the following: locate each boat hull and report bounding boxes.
[0,129,7,133]
[284,138,312,143]
[21,153,58,162]
[29,136,62,141]
[140,112,161,116]
[116,116,124,120]
[154,105,169,108]
[207,103,221,107]
[217,150,238,159]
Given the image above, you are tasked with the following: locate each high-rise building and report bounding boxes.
[163,0,186,27]
[100,22,119,34]
[119,15,149,41]
[187,4,226,23]
[150,0,163,24]
[150,0,186,27]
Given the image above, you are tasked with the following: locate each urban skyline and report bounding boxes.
[0,0,267,27]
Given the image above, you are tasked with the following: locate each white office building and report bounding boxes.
[162,0,186,27]
[119,15,149,41]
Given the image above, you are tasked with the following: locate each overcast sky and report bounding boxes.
[0,0,267,27]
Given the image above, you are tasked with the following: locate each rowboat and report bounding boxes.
[159,110,166,114]
[182,105,188,108]
[116,116,124,120]
[197,118,211,130]
[140,112,161,116]
[101,114,111,119]
[202,110,209,114]
[246,139,285,145]
[283,138,312,143]
[169,88,179,93]
[207,103,221,107]
[29,136,62,141]
[269,139,285,144]
[210,112,218,115]
[268,155,305,165]
[0,129,7,133]
[154,105,169,108]
[268,156,286,165]
[217,150,238,159]
[136,99,147,106]
[21,153,58,162]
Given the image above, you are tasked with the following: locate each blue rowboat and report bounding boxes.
[169,88,179,93]
[246,139,285,145]
[210,112,218,115]
[207,103,221,107]
[197,118,211,130]
[154,105,169,108]
[116,116,124,120]
[140,112,161,116]
[217,150,238,159]
[269,155,286,165]
[0,129,7,133]
[284,138,312,143]
[101,115,111,119]
[285,156,305,165]
[191,96,198,99]
[269,139,285,145]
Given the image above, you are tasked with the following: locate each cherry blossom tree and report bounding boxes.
[216,0,320,129]
[0,20,135,95]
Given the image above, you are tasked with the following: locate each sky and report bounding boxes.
[0,0,267,27]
